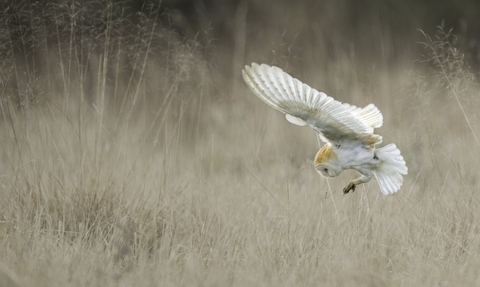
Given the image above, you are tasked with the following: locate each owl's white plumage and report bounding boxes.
[242,63,407,195]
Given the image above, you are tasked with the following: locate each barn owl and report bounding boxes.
[242,63,407,195]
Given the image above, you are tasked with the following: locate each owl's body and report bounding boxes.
[242,63,407,195]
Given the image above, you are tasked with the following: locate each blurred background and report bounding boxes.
[3,0,480,87]
[4,0,478,142]
[158,0,480,74]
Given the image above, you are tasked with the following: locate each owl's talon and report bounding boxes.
[343,182,356,194]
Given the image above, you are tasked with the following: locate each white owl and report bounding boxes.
[242,63,407,195]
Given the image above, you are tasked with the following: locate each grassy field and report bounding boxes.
[1,3,480,286]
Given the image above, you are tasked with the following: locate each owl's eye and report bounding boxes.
[323,168,328,172]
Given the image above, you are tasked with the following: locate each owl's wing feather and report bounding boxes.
[242,63,382,145]
[342,103,383,131]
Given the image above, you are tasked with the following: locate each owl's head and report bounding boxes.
[314,144,341,177]
[315,163,341,177]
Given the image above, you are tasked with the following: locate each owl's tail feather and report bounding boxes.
[372,144,408,195]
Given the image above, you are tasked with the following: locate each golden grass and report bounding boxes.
[1,4,480,286]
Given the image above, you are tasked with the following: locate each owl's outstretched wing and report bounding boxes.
[242,63,383,145]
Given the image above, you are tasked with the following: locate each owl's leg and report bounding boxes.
[343,173,373,194]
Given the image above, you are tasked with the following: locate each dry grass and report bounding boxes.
[1,3,480,286]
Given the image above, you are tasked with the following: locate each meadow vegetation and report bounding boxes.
[1,1,480,286]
